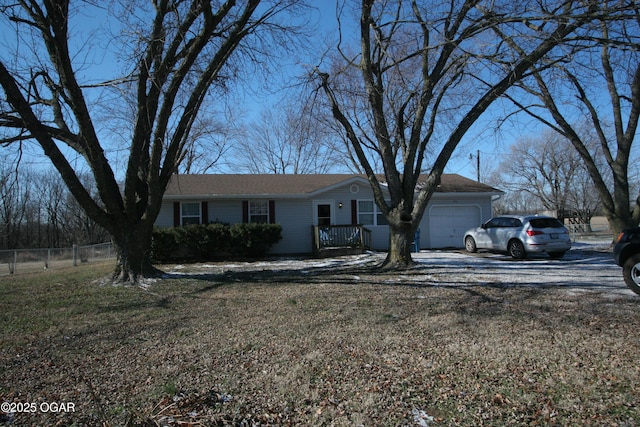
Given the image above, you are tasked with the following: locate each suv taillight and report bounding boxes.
[527,230,544,236]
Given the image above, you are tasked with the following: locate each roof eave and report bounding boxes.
[431,191,504,197]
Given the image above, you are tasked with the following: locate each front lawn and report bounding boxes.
[1,256,638,426]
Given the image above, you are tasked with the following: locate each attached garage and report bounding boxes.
[428,205,482,248]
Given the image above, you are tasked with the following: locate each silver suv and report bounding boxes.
[464,215,571,259]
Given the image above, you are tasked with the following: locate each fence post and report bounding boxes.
[72,244,78,266]
[10,251,16,274]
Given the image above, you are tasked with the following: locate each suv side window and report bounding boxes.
[496,218,519,228]
[496,218,509,227]
[485,218,501,228]
[506,218,522,228]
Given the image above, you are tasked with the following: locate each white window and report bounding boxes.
[249,200,269,223]
[181,202,201,225]
[358,200,388,226]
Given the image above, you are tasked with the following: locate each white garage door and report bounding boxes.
[429,205,481,248]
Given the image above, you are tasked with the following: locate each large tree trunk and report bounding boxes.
[110,219,160,284]
[0,1,302,285]
[599,182,640,240]
[381,216,417,269]
[607,210,638,240]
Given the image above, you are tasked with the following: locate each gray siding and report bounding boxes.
[270,199,313,254]
[155,181,497,254]
[156,202,174,227]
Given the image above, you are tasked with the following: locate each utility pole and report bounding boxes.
[470,150,480,182]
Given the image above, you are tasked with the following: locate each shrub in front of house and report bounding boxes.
[179,223,231,259]
[151,227,180,262]
[229,223,283,257]
[151,223,282,262]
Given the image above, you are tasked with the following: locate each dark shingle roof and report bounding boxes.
[164,174,501,197]
[432,174,502,193]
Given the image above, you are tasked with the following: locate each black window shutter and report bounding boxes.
[242,200,249,223]
[201,201,208,225]
[269,200,276,224]
[173,202,180,226]
[351,200,358,225]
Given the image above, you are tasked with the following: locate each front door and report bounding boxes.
[313,201,333,226]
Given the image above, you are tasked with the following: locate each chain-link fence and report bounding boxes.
[0,242,115,276]
[566,217,613,242]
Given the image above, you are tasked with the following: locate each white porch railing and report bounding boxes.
[312,225,372,254]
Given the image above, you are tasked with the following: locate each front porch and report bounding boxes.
[312,224,372,257]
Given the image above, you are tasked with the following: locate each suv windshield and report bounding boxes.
[529,218,564,228]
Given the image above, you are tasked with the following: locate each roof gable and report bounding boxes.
[164,173,501,198]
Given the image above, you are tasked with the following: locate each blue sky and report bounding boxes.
[1,1,515,181]
[4,1,631,185]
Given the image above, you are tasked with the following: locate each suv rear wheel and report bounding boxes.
[623,253,640,295]
[508,240,526,259]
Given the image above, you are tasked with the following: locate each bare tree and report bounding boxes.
[490,181,545,216]
[179,115,231,174]
[495,1,640,236]
[492,131,602,226]
[233,100,345,174]
[0,0,308,282]
[315,0,624,268]
[0,155,29,249]
[31,169,67,248]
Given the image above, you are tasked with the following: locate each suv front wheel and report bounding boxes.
[465,236,477,253]
[623,253,640,295]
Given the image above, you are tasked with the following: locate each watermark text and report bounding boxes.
[1,401,75,413]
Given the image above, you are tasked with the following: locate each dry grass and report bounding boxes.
[1,259,639,426]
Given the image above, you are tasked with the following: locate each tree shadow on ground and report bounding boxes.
[157,252,629,296]
[141,249,637,337]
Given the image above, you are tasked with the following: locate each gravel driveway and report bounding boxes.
[167,238,635,298]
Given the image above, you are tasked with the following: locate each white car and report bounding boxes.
[463,215,571,259]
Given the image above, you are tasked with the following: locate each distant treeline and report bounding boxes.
[1,164,109,250]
